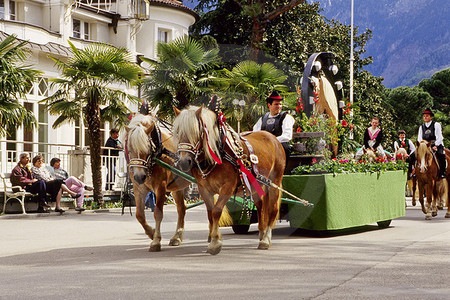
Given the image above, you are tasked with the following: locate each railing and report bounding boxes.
[0,140,126,191]
[76,0,118,13]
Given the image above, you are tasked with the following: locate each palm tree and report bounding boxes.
[218,60,288,130]
[142,36,220,117]
[42,41,142,204]
[0,34,41,137]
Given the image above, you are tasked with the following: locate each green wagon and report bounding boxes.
[226,170,406,233]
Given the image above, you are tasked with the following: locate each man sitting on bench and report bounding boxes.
[10,153,50,213]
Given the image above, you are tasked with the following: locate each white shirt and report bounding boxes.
[417,121,444,146]
[253,112,295,143]
[394,139,416,154]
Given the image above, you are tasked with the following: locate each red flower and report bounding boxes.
[341,120,348,127]
[346,102,351,107]
[312,158,317,164]
[346,108,351,114]
[296,127,302,133]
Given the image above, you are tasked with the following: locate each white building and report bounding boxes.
[0,0,197,184]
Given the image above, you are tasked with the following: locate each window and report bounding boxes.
[0,0,5,19]
[9,0,14,20]
[0,0,16,20]
[73,18,90,40]
[84,22,90,40]
[38,77,49,97]
[38,104,48,153]
[73,19,81,38]
[134,0,149,20]
[23,102,34,152]
[158,29,170,43]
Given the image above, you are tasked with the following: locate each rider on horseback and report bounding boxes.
[415,108,446,178]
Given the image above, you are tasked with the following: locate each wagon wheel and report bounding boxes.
[231,224,250,234]
[377,220,392,228]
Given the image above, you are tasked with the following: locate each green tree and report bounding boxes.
[385,86,433,138]
[218,60,288,130]
[142,36,220,118]
[419,68,450,114]
[0,34,41,137]
[42,42,142,204]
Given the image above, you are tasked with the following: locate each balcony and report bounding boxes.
[76,0,118,13]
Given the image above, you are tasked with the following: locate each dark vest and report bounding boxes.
[261,111,287,137]
[422,121,436,142]
[396,138,411,154]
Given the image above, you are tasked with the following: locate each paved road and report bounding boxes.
[1,200,449,300]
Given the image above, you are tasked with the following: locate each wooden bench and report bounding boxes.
[1,172,30,214]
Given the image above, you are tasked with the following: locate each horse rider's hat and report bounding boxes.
[266,90,283,104]
[422,108,434,116]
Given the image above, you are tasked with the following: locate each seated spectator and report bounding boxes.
[10,153,50,213]
[48,158,93,211]
[30,155,81,213]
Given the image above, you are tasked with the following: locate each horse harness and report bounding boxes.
[128,125,179,181]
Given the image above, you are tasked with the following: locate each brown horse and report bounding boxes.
[173,106,285,255]
[414,141,450,220]
[125,114,190,251]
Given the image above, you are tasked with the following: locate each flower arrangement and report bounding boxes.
[292,157,407,175]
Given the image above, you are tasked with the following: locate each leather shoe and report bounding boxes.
[37,207,50,213]
[41,202,51,208]
[84,185,94,191]
[71,194,82,199]
[54,208,65,213]
[75,207,86,212]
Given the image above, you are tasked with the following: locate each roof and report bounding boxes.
[150,0,199,20]
[0,31,71,57]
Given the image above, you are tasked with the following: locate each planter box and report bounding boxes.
[282,171,406,230]
[226,171,406,231]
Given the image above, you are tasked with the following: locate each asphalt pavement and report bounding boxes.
[0,199,449,300]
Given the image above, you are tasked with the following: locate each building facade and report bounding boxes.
[0,0,197,182]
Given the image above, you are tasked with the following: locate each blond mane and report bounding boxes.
[173,106,221,164]
[416,140,431,160]
[127,114,157,156]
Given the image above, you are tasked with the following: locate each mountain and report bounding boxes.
[184,0,449,88]
[313,0,450,88]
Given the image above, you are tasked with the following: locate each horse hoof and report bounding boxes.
[207,236,211,243]
[169,238,181,246]
[257,242,270,250]
[432,211,438,217]
[149,243,161,252]
[445,213,450,218]
[206,245,222,255]
[425,214,432,220]
[412,200,416,206]
[438,206,443,210]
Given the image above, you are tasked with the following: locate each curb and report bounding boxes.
[0,208,124,220]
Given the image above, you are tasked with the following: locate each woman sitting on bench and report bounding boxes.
[30,155,80,213]
[48,158,93,212]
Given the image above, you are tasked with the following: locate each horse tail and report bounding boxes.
[214,194,233,227]
[436,179,448,208]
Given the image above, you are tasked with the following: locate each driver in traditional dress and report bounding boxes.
[355,117,386,161]
[416,108,446,178]
[253,91,295,161]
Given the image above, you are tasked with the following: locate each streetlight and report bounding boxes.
[232,99,246,134]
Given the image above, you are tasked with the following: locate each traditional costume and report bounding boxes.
[253,91,295,160]
[355,123,386,160]
[416,108,446,178]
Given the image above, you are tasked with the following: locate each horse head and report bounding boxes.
[415,140,433,173]
[173,105,221,172]
[362,148,377,163]
[395,147,408,161]
[125,114,158,184]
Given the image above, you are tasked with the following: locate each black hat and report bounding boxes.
[423,108,434,116]
[266,90,283,104]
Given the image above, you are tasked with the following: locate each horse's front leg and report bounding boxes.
[418,180,426,214]
[169,189,186,246]
[424,182,434,220]
[133,184,154,240]
[150,185,166,252]
[258,186,281,250]
[207,193,233,255]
